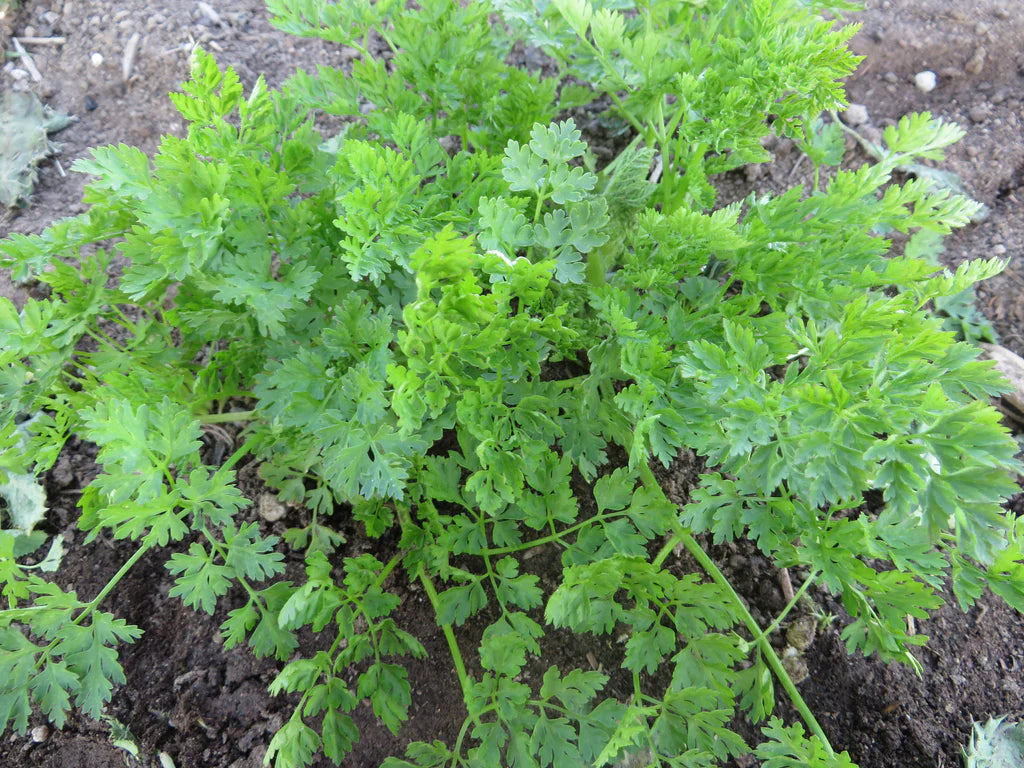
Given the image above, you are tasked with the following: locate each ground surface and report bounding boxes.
[1,1,1024,767]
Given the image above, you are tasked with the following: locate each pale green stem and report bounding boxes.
[637,462,837,756]
[749,570,819,648]
[418,570,478,715]
[199,409,258,425]
[677,533,836,757]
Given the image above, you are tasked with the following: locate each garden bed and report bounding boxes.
[2,1,1024,767]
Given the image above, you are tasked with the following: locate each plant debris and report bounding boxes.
[0,91,73,207]
[964,717,1024,768]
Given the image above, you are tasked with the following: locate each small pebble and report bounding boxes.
[992,88,1008,104]
[883,71,899,84]
[843,103,870,127]
[30,725,49,743]
[781,647,810,684]
[90,52,104,67]
[22,25,36,37]
[84,94,98,111]
[915,70,937,93]
[993,244,1007,256]
[994,8,1010,20]
[966,47,986,76]
[968,105,988,123]
[52,455,74,488]
[9,68,29,81]
[41,11,60,25]
[258,493,287,523]
[966,145,979,158]
[860,124,883,146]
[974,22,989,36]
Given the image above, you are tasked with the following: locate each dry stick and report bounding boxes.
[14,36,68,45]
[11,37,42,82]
[122,32,141,82]
[778,566,795,603]
[649,154,664,185]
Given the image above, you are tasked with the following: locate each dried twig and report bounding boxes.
[11,37,42,82]
[14,36,68,45]
[649,154,664,184]
[778,566,795,603]
[122,32,142,82]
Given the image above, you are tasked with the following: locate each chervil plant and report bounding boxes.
[2,1,1023,766]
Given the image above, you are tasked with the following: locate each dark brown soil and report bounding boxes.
[2,1,1024,767]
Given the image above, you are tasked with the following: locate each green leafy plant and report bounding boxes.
[2,1,1023,766]
[904,229,998,344]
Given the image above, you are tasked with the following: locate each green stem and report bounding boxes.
[634,671,661,765]
[482,554,505,614]
[85,328,128,354]
[202,527,266,611]
[79,541,153,620]
[570,34,646,139]
[749,570,819,648]
[449,716,474,768]
[481,510,623,556]
[677,533,836,757]
[525,192,548,263]
[418,570,477,712]
[374,551,403,588]
[221,435,260,472]
[34,540,154,671]
[199,409,258,425]
[636,461,836,756]
[651,532,681,570]
[109,305,135,326]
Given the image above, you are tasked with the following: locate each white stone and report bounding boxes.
[258,493,287,523]
[90,52,104,67]
[914,70,937,93]
[843,103,870,126]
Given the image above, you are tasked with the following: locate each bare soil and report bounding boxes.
[1,1,1024,767]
